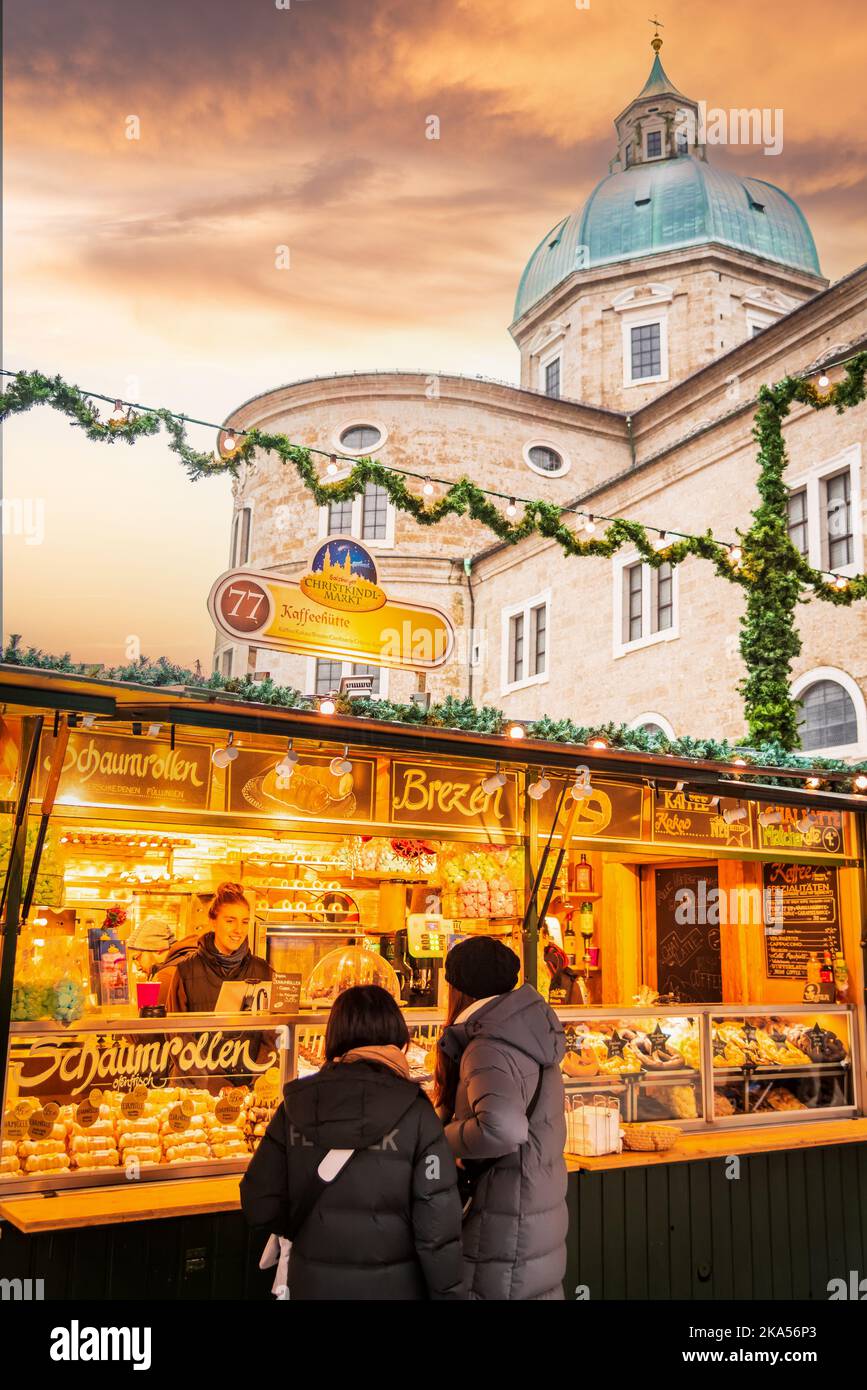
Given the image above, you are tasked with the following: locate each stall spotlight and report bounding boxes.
[81,714,97,729]
[527,771,551,801]
[570,766,592,800]
[722,806,747,825]
[758,808,783,827]
[796,811,816,834]
[481,763,507,795]
[212,732,239,768]
[673,779,685,793]
[329,744,352,777]
[318,696,337,716]
[147,722,162,738]
[507,722,526,740]
[275,738,298,779]
[854,774,867,793]
[326,455,339,477]
[422,477,435,497]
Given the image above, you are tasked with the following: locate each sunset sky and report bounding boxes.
[4,0,867,668]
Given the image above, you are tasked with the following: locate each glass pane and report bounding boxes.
[544,359,560,399]
[339,425,381,451]
[656,562,672,631]
[510,613,524,683]
[797,680,858,749]
[528,445,563,473]
[825,471,852,568]
[626,564,643,641]
[786,489,808,556]
[327,498,354,535]
[646,131,662,157]
[315,659,343,695]
[361,484,389,541]
[561,1015,703,1130]
[630,323,661,380]
[351,662,381,695]
[711,1013,853,1119]
[531,603,547,676]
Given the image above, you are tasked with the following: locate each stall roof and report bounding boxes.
[1,663,866,815]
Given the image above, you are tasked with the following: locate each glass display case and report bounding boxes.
[1,1014,290,1194]
[557,1005,858,1130]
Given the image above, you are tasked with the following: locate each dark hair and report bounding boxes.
[324,985,409,1060]
[208,882,251,920]
[433,983,477,1116]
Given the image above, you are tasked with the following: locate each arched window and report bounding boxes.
[339,424,381,452]
[627,712,675,739]
[797,680,859,751]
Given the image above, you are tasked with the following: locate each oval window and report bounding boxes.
[339,424,382,452]
[527,444,567,475]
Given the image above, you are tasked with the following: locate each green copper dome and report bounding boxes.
[514,156,821,321]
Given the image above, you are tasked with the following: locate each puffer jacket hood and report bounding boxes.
[284,1062,422,1149]
[441,983,566,1070]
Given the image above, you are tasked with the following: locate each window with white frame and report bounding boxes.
[320,482,395,547]
[613,555,678,656]
[543,356,561,399]
[501,593,549,692]
[785,446,862,577]
[630,323,662,380]
[313,658,385,697]
[231,506,252,566]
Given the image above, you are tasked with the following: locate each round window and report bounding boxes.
[526,444,567,476]
[339,424,382,452]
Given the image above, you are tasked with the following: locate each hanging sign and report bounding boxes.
[389,759,519,833]
[652,790,752,849]
[227,749,375,822]
[208,539,454,670]
[755,804,845,856]
[39,729,213,812]
[539,778,644,842]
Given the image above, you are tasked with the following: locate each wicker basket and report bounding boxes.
[621,1123,682,1153]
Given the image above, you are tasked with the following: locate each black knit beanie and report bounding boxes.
[444,936,520,998]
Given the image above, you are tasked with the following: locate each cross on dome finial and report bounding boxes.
[648,16,664,53]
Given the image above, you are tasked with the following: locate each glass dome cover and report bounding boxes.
[307,945,401,1005]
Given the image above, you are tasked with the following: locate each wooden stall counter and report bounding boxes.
[0,1175,242,1233]
[565,1116,867,1172]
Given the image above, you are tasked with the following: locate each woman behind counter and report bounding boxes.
[166,882,271,1012]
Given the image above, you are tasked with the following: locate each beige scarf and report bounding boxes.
[336,1044,411,1080]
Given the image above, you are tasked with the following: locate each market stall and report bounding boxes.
[0,665,866,1298]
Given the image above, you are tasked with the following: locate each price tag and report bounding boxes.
[215,1096,242,1125]
[75,1088,104,1129]
[253,1069,280,1101]
[3,1111,28,1142]
[167,1104,191,1133]
[27,1102,60,1140]
[120,1085,149,1120]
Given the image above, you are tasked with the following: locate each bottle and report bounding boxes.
[820,951,833,985]
[806,953,821,988]
[563,915,579,969]
[833,952,849,1002]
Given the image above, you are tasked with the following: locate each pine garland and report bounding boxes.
[3,635,866,788]
[2,356,866,751]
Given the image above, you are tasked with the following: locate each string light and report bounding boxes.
[326,455,339,477]
[584,514,597,535]
[805,776,821,789]
[834,575,848,591]
[318,696,336,716]
[854,774,867,792]
[729,546,742,566]
[589,738,607,750]
[422,477,435,496]
[818,373,830,389]
[507,722,526,739]
[506,498,518,518]
[222,429,237,452]
[109,400,126,424]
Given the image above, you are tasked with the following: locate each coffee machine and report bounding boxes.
[378,883,448,1008]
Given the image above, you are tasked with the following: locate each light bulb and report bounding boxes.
[834,575,848,591]
[318,697,336,716]
[818,373,830,389]
[110,400,126,423]
[729,546,742,565]
[326,456,339,476]
[223,430,236,452]
[506,498,517,519]
[507,723,525,740]
[423,478,435,496]
[854,774,867,792]
[584,515,596,534]
[527,773,550,801]
[589,738,607,750]
[330,745,352,776]
[225,734,239,761]
[805,776,821,789]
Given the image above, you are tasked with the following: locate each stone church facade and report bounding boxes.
[218,41,867,760]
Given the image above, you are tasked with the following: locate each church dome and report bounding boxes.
[514,45,821,322]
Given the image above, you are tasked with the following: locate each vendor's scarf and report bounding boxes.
[198,931,251,978]
[336,1045,411,1080]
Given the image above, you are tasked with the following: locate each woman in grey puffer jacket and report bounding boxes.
[435,937,568,1300]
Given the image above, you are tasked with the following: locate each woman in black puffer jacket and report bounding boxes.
[435,937,568,1300]
[241,985,463,1300]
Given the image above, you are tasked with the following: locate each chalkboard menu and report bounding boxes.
[654,865,722,1003]
[763,863,841,979]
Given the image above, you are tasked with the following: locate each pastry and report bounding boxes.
[164,1142,210,1163]
[24,1153,70,1173]
[0,1155,21,1175]
[73,1149,120,1169]
[713,1091,736,1116]
[211,1140,248,1159]
[70,1133,117,1154]
[19,1138,66,1157]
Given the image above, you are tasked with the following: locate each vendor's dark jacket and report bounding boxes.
[166,933,271,1012]
[240,1061,464,1301]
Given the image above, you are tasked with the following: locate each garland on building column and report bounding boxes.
[1,354,866,750]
